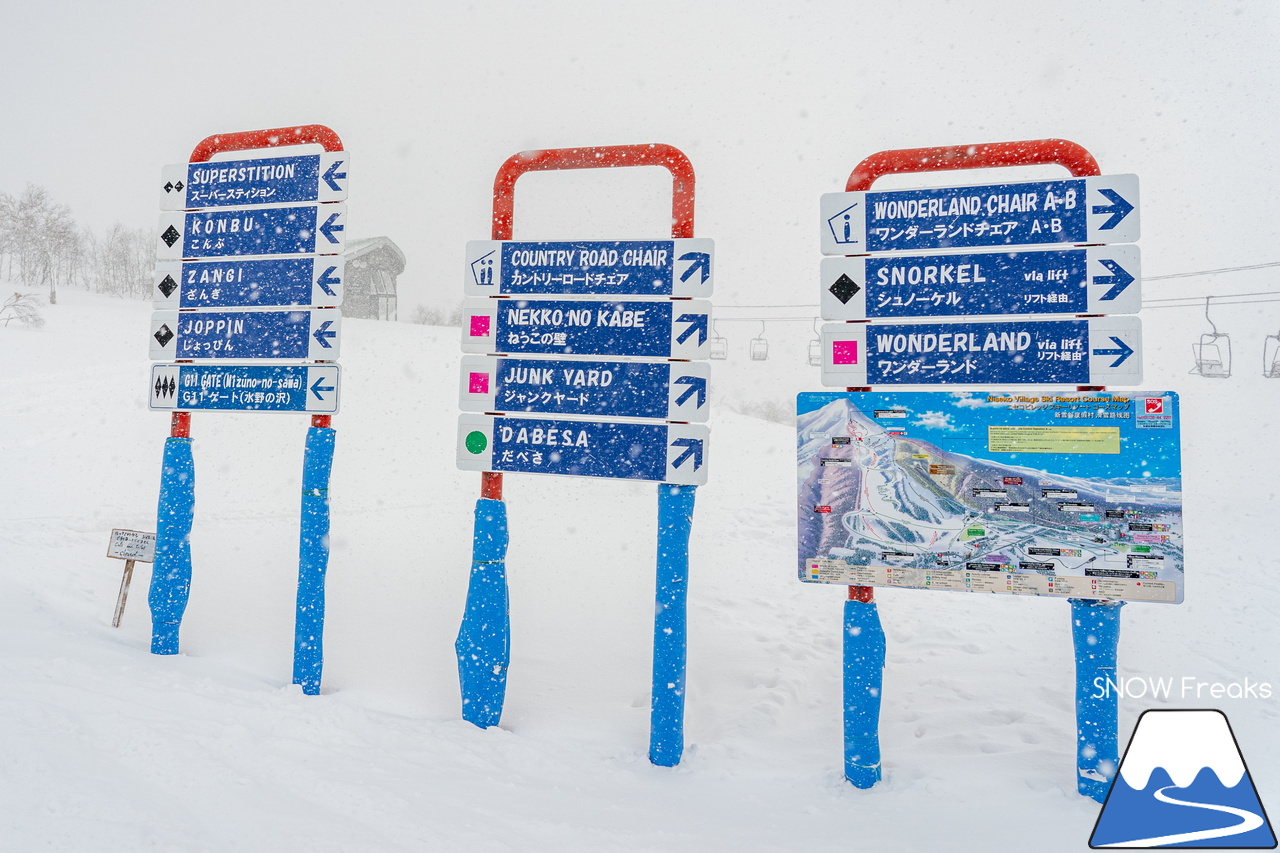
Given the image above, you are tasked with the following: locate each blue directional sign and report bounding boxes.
[464,239,714,298]
[820,316,1142,386]
[160,152,349,210]
[149,308,342,361]
[820,174,1139,254]
[156,204,347,260]
[820,245,1141,319]
[149,364,340,413]
[461,298,712,359]
[152,257,344,309]
[457,414,709,486]
[460,355,710,422]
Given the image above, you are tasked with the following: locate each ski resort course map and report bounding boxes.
[797,390,1183,604]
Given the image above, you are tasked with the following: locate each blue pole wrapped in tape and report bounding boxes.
[456,498,510,727]
[1071,597,1123,802]
[844,597,885,788]
[293,425,336,695]
[148,436,195,655]
[650,483,696,767]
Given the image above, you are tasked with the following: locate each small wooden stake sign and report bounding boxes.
[107,529,156,627]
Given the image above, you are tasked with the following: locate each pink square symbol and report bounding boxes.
[469,315,491,337]
[832,341,858,365]
[468,372,490,394]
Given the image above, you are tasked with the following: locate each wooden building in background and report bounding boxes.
[343,237,405,321]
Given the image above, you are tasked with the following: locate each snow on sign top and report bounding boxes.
[107,529,156,562]
[820,174,1139,255]
[159,152,349,210]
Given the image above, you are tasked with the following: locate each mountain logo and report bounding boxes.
[1090,709,1276,848]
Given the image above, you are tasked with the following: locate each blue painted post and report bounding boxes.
[148,436,195,655]
[1071,597,1123,802]
[293,425,336,695]
[843,598,886,788]
[650,483,696,767]
[456,498,510,727]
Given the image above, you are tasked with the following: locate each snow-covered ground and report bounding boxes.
[1,289,1276,851]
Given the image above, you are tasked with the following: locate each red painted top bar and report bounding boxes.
[189,124,344,164]
[491,144,696,240]
[846,138,1101,192]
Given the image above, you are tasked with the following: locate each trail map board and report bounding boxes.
[797,390,1182,604]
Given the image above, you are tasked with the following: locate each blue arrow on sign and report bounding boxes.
[1092,189,1135,231]
[310,374,336,400]
[1092,335,1135,367]
[1093,259,1135,301]
[671,437,704,470]
[675,313,709,346]
[322,160,347,192]
[313,320,337,348]
[673,375,707,408]
[319,213,344,244]
[316,265,341,298]
[678,252,711,284]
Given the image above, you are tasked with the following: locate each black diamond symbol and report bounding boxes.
[163,182,174,193]
[161,225,181,247]
[175,181,184,191]
[157,274,178,298]
[154,324,174,348]
[829,273,861,305]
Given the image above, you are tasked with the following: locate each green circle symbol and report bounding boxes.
[465,431,488,454]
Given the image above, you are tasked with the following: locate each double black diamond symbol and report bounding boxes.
[162,181,185,193]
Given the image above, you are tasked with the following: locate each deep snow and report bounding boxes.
[1,288,1276,851]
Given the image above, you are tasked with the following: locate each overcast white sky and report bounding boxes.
[3,1,1278,313]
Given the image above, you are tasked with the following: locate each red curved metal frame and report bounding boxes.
[172,124,344,436]
[841,137,1103,602]
[846,138,1100,192]
[481,143,697,499]
[491,144,696,240]
[189,124,344,164]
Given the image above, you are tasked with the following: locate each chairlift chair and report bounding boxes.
[708,322,729,360]
[1263,329,1280,378]
[807,318,823,366]
[749,321,769,361]
[1189,297,1231,378]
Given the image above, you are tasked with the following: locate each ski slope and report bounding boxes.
[0,289,1277,851]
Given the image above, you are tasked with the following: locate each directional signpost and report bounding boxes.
[145,124,347,700]
[160,151,349,209]
[150,364,340,414]
[806,140,1159,803]
[149,308,342,361]
[154,257,344,309]
[460,355,709,421]
[820,245,1141,320]
[819,316,1142,386]
[457,415,709,485]
[820,173,1139,254]
[454,144,712,770]
[461,297,711,359]
[464,239,714,297]
[157,204,347,260]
